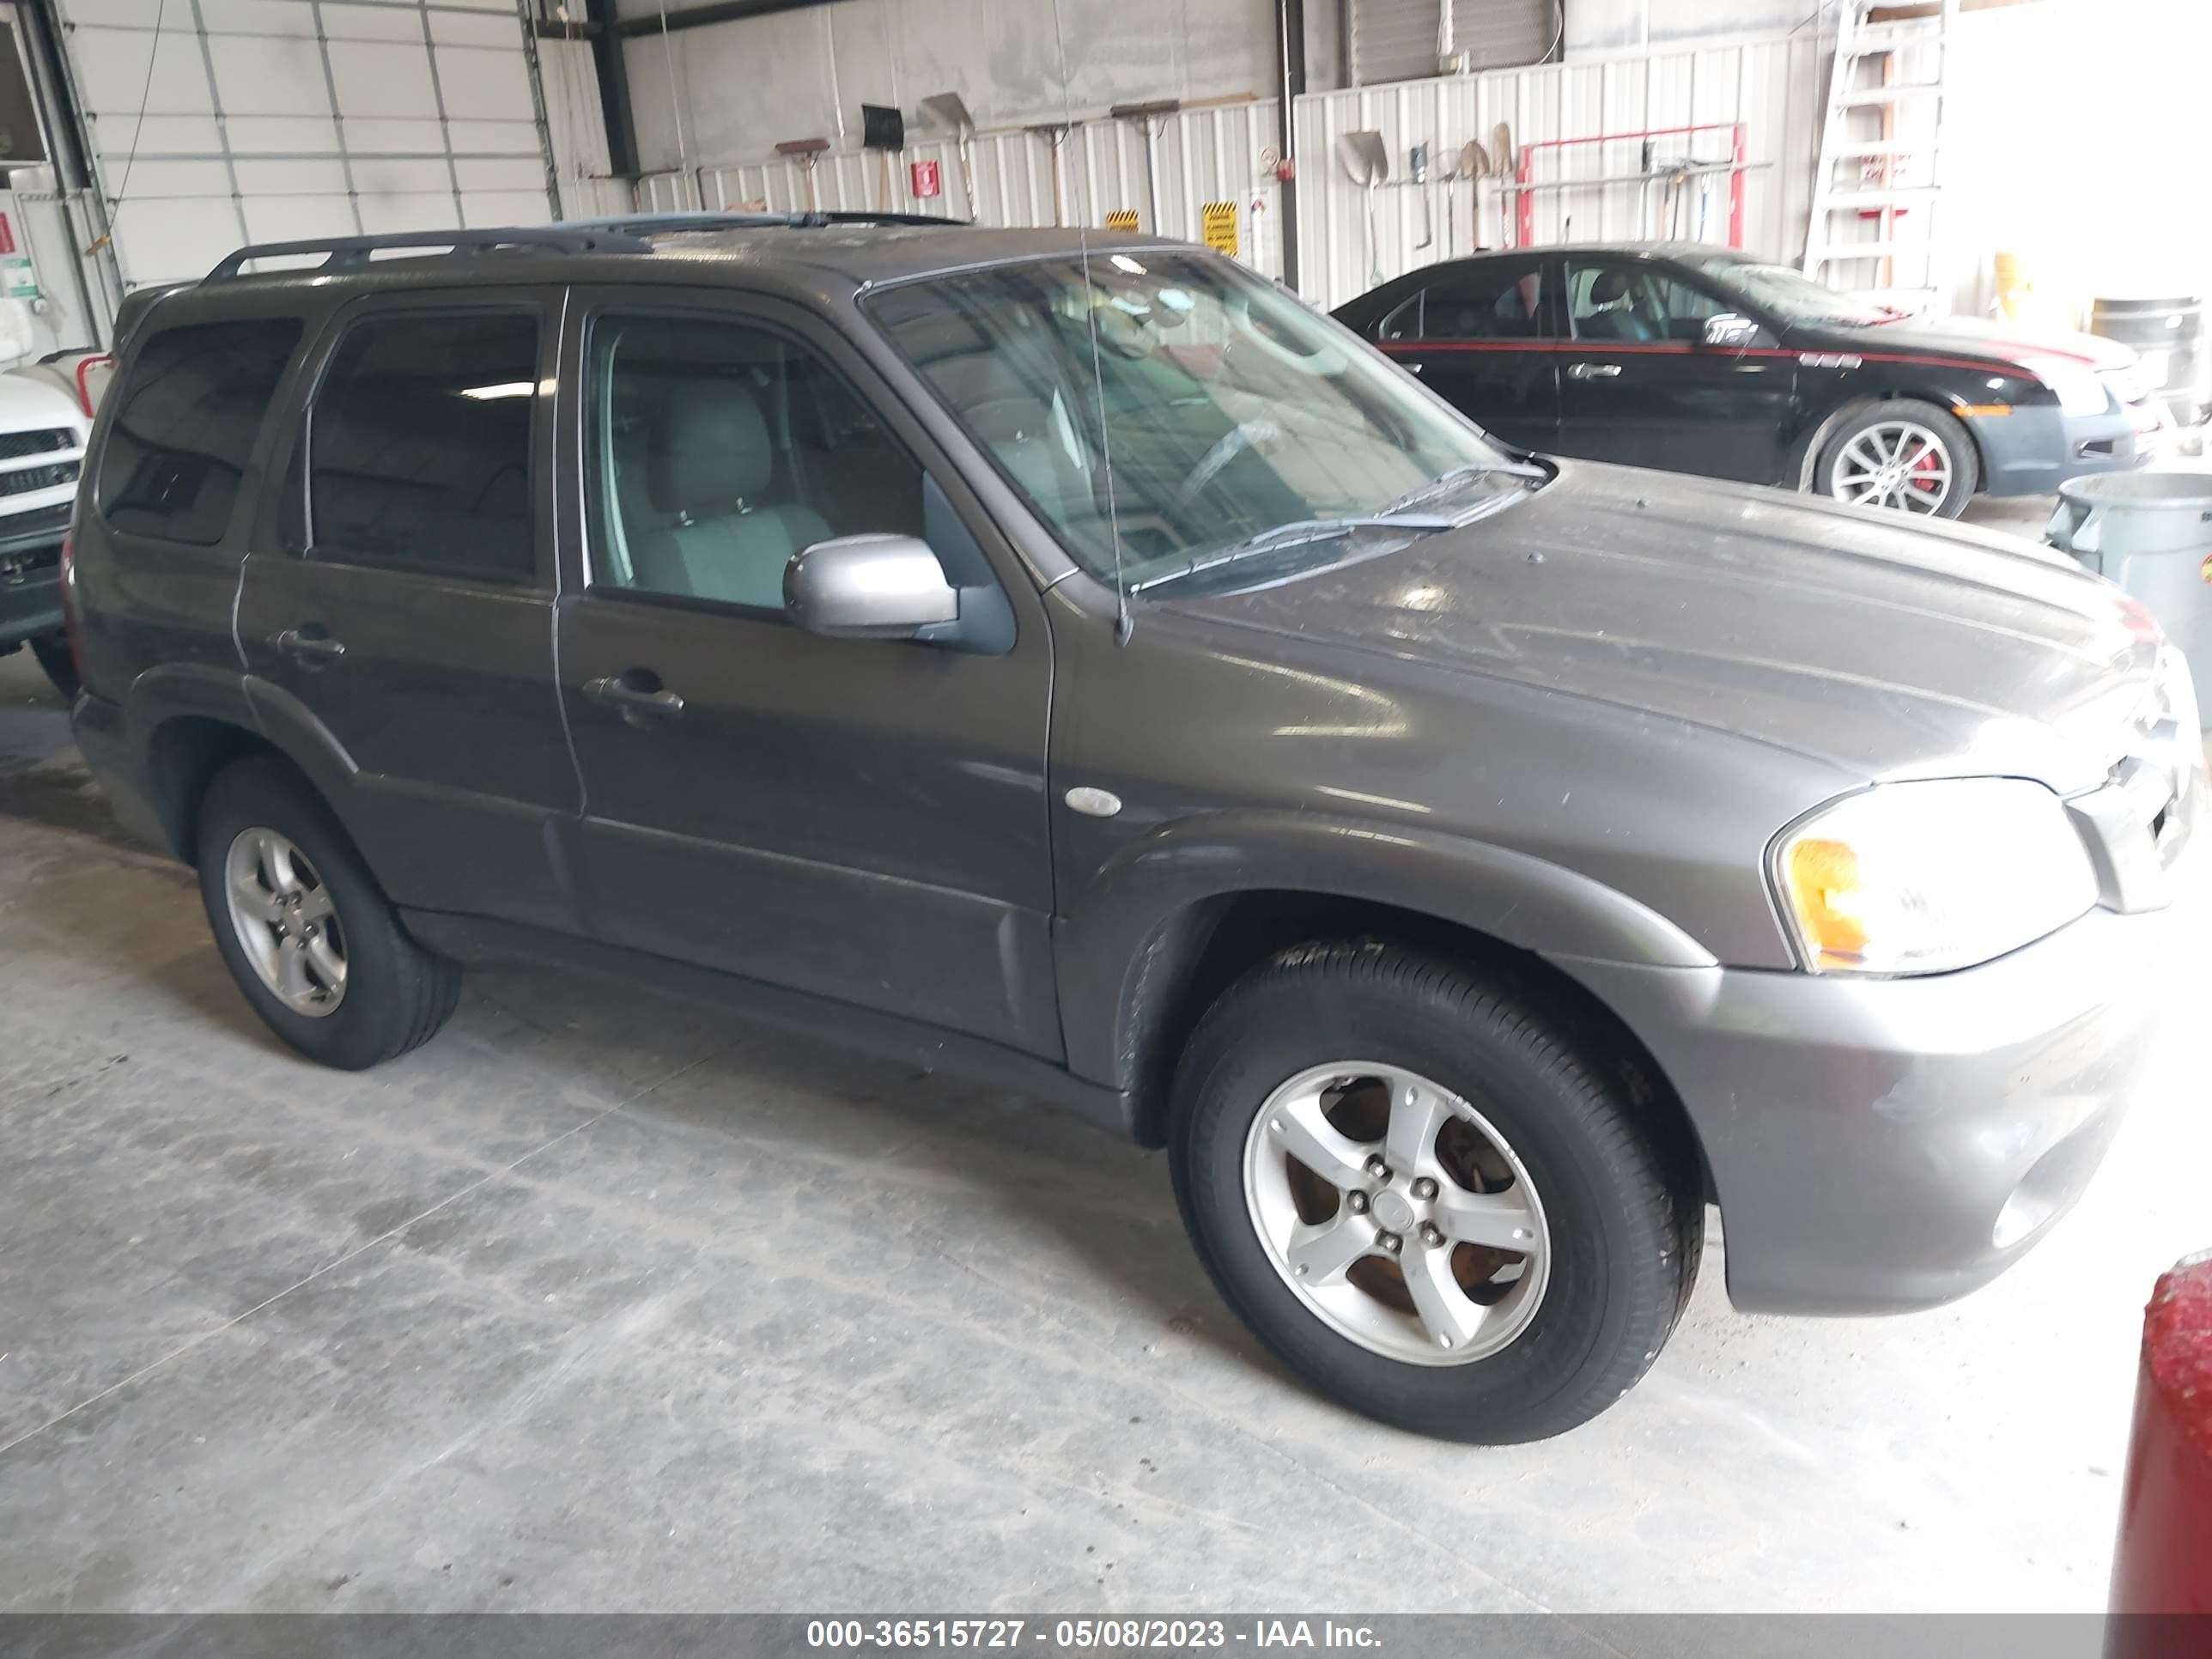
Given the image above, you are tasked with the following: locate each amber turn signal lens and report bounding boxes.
[1785,836,1867,963]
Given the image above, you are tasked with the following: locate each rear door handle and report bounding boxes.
[583,673,685,726]
[1566,362,1623,380]
[272,626,345,666]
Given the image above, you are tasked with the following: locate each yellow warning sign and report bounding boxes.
[1104,210,1139,232]
[1201,201,1239,257]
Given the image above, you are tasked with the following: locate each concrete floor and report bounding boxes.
[0,503,2206,1613]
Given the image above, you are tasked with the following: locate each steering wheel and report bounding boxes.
[1171,417,1289,511]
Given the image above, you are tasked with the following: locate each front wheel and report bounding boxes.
[1169,943,1702,1443]
[1814,399,1978,519]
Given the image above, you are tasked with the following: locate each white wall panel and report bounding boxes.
[58,0,560,289]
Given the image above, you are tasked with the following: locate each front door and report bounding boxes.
[553,293,1060,1056]
[1377,253,1560,453]
[1553,256,1796,483]
[235,290,579,933]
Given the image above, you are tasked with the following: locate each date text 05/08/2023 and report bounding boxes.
[805,1620,1384,1650]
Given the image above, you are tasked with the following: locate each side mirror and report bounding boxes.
[785,534,960,640]
[1702,313,1764,350]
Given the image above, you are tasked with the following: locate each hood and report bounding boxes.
[1157,462,2162,796]
[0,367,90,432]
[1824,311,2136,374]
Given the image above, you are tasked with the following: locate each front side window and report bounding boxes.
[97,318,301,545]
[1565,259,1731,344]
[588,313,924,611]
[302,310,539,582]
[1422,259,1547,341]
[869,252,1519,587]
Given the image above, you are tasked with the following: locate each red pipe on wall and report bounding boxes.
[2106,1253,2212,1658]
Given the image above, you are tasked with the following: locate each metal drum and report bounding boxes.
[2091,295,2209,428]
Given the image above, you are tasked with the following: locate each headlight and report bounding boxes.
[2019,356,2112,417]
[1772,778,2098,975]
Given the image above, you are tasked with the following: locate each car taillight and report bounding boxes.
[59,528,88,690]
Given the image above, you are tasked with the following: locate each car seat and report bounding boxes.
[628,379,831,610]
[1578,270,1655,342]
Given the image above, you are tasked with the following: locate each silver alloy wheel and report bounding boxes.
[1242,1062,1551,1366]
[1827,418,1956,514]
[222,827,347,1018]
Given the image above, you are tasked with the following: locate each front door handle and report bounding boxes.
[272,626,345,666]
[1566,362,1623,380]
[582,672,685,726]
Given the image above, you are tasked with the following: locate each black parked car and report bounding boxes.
[66,220,2203,1443]
[1334,243,2160,518]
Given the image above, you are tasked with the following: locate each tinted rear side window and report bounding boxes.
[96,319,301,544]
[304,311,539,583]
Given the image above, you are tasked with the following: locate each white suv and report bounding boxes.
[0,362,94,696]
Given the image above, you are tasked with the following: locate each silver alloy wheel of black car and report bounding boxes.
[222,827,347,1017]
[1242,1060,1551,1365]
[1826,416,1957,514]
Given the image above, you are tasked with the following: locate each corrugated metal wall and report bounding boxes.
[639,100,1291,282]
[1300,31,1820,307]
[635,29,1820,313]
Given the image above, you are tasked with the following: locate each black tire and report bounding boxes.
[1169,942,1702,1443]
[195,756,460,1070]
[1813,398,1979,520]
[28,632,77,701]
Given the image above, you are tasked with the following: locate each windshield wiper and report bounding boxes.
[1131,513,1455,594]
[1381,459,1547,518]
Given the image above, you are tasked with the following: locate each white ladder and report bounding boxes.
[1802,0,1960,294]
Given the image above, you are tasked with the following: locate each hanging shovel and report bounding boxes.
[1336,130,1389,287]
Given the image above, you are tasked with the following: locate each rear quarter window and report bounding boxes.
[95,318,302,545]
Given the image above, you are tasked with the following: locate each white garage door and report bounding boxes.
[56,0,556,287]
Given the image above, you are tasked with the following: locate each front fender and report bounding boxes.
[1054,807,1716,1091]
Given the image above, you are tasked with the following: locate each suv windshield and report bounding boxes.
[868,252,1527,588]
[1683,256,1899,328]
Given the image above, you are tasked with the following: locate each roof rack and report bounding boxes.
[566,210,967,234]
[205,225,650,280]
[204,211,967,282]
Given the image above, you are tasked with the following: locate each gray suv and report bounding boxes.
[65,217,2206,1443]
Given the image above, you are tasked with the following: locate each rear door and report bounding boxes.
[1375,254,1560,453]
[235,289,580,933]
[1553,255,1795,482]
[550,289,1060,1056]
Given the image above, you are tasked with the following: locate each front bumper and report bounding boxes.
[0,501,70,647]
[1560,840,2202,1316]
[0,560,62,650]
[1969,401,2150,498]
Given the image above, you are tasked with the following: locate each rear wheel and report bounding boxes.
[196,757,460,1069]
[1815,399,1978,519]
[28,632,76,700]
[1169,942,1702,1443]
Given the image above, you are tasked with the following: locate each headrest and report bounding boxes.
[653,379,770,517]
[1590,270,1632,304]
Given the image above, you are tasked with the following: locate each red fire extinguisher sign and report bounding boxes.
[909,161,942,200]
